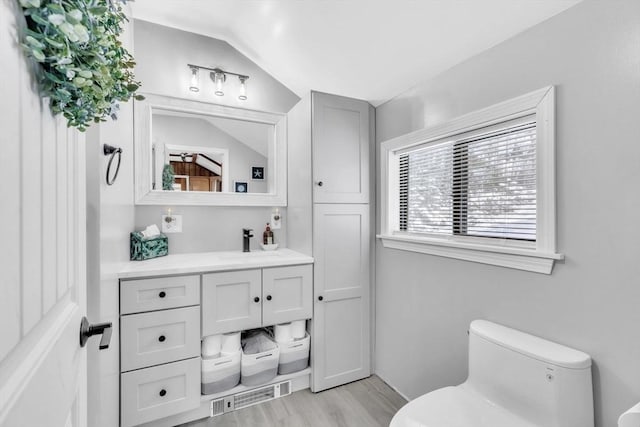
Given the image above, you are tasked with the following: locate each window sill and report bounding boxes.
[377,234,564,274]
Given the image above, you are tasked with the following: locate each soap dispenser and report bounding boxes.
[263,223,274,245]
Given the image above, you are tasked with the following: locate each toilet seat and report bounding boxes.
[390,385,538,427]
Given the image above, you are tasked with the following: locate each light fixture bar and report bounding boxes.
[187,64,250,100]
[187,64,249,80]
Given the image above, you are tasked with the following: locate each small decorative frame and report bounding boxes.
[251,166,265,181]
[234,181,248,193]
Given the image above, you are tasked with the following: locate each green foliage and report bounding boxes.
[17,0,143,131]
[162,164,175,191]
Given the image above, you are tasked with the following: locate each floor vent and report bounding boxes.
[210,381,293,417]
[210,398,225,417]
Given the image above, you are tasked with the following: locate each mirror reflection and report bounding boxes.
[152,109,272,194]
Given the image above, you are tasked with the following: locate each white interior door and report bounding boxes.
[312,204,370,391]
[0,3,88,426]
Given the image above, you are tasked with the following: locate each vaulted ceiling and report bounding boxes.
[131,0,582,106]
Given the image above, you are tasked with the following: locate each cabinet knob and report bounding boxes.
[316,181,324,187]
[266,295,272,301]
[318,296,324,301]
[159,291,166,298]
[159,389,167,397]
[254,296,260,303]
[158,335,166,342]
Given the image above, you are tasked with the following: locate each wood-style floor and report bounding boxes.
[183,375,407,427]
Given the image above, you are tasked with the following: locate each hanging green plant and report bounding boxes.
[17,0,143,131]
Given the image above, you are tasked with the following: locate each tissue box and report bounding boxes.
[130,232,168,261]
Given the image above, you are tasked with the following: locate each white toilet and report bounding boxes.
[390,320,594,427]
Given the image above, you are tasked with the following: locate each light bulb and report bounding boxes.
[214,72,224,96]
[189,67,199,92]
[238,76,247,101]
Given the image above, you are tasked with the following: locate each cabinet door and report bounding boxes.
[202,270,262,336]
[262,265,313,326]
[312,204,370,391]
[312,92,370,203]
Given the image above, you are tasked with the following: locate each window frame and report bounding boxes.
[378,87,563,274]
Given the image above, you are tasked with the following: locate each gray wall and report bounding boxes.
[86,8,136,427]
[134,20,300,253]
[374,1,640,426]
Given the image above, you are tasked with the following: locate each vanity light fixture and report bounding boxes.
[212,69,225,96]
[187,64,250,100]
[238,76,248,101]
[189,66,199,92]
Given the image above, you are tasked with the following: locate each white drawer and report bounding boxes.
[121,306,200,372]
[120,357,200,427]
[120,275,200,314]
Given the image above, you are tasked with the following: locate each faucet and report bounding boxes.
[242,228,253,252]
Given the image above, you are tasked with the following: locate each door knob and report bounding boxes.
[266,295,272,301]
[254,296,260,303]
[316,181,324,187]
[79,317,112,350]
[318,296,324,301]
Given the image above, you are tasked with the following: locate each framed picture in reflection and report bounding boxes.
[251,166,265,181]
[234,181,248,193]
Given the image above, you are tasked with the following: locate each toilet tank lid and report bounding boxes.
[470,320,591,369]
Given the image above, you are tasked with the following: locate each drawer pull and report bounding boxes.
[158,335,166,342]
[159,389,167,397]
[266,295,272,301]
[254,296,260,303]
[158,291,166,298]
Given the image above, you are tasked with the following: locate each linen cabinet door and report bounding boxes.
[202,269,262,335]
[312,92,370,204]
[262,265,313,326]
[312,203,370,391]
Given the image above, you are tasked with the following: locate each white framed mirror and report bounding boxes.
[134,93,287,206]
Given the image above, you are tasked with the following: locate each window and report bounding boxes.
[379,87,563,274]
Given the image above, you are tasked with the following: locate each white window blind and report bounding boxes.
[399,119,537,241]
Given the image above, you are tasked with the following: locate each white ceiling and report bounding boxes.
[131,0,581,106]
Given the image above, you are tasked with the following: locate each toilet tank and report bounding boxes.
[464,320,593,427]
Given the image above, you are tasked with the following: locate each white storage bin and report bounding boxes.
[201,350,241,394]
[241,332,280,386]
[278,332,310,375]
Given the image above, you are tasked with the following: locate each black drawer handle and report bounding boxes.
[318,296,324,301]
[159,291,166,298]
[159,389,167,397]
[266,295,272,301]
[254,297,260,303]
[158,335,166,342]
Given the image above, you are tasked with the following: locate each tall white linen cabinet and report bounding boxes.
[287,91,374,391]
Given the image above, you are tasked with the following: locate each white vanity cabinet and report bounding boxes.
[119,275,202,427]
[118,250,314,427]
[202,265,313,336]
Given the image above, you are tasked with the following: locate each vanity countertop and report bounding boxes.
[119,248,314,279]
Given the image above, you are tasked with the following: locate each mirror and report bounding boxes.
[134,93,287,206]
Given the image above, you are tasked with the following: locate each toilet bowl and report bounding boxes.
[390,320,594,427]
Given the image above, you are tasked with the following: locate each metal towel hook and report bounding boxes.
[103,144,122,186]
